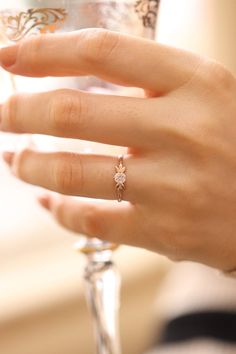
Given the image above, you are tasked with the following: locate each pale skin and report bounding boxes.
[1,29,236,271]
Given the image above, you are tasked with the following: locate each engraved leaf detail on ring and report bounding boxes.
[114,164,126,190]
[0,8,67,42]
[135,0,160,29]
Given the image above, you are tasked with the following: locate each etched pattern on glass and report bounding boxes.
[0,8,67,41]
[135,0,160,29]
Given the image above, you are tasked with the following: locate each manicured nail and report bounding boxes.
[0,45,18,68]
[38,194,50,210]
[2,151,15,165]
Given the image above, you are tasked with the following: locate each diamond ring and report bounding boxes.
[114,155,126,202]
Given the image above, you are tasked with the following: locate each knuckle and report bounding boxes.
[83,205,103,237]
[49,90,85,135]
[78,28,121,65]
[53,155,75,194]
[208,63,234,89]
[3,94,19,130]
[197,60,235,93]
[52,153,84,195]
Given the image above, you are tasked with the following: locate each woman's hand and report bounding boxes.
[1,29,236,271]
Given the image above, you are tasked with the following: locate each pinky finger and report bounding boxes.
[38,194,138,246]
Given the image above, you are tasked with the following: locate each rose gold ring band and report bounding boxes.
[114,155,126,202]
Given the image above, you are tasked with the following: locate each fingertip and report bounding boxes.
[2,151,15,165]
[38,194,50,210]
[0,44,18,69]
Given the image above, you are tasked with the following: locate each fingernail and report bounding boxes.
[38,194,50,210]
[0,45,18,68]
[2,151,15,165]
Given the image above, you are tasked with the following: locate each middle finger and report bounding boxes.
[0,89,161,149]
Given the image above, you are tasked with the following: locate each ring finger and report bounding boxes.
[3,150,138,202]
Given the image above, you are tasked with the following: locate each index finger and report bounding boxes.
[0,29,203,95]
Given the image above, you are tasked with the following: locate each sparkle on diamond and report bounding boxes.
[114,172,126,184]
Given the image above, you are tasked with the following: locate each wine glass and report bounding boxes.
[0,1,160,353]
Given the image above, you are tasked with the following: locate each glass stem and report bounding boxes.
[83,252,121,354]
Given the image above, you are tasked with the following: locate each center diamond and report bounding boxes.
[114,172,126,184]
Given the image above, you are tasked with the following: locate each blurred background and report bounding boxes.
[1,0,236,353]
